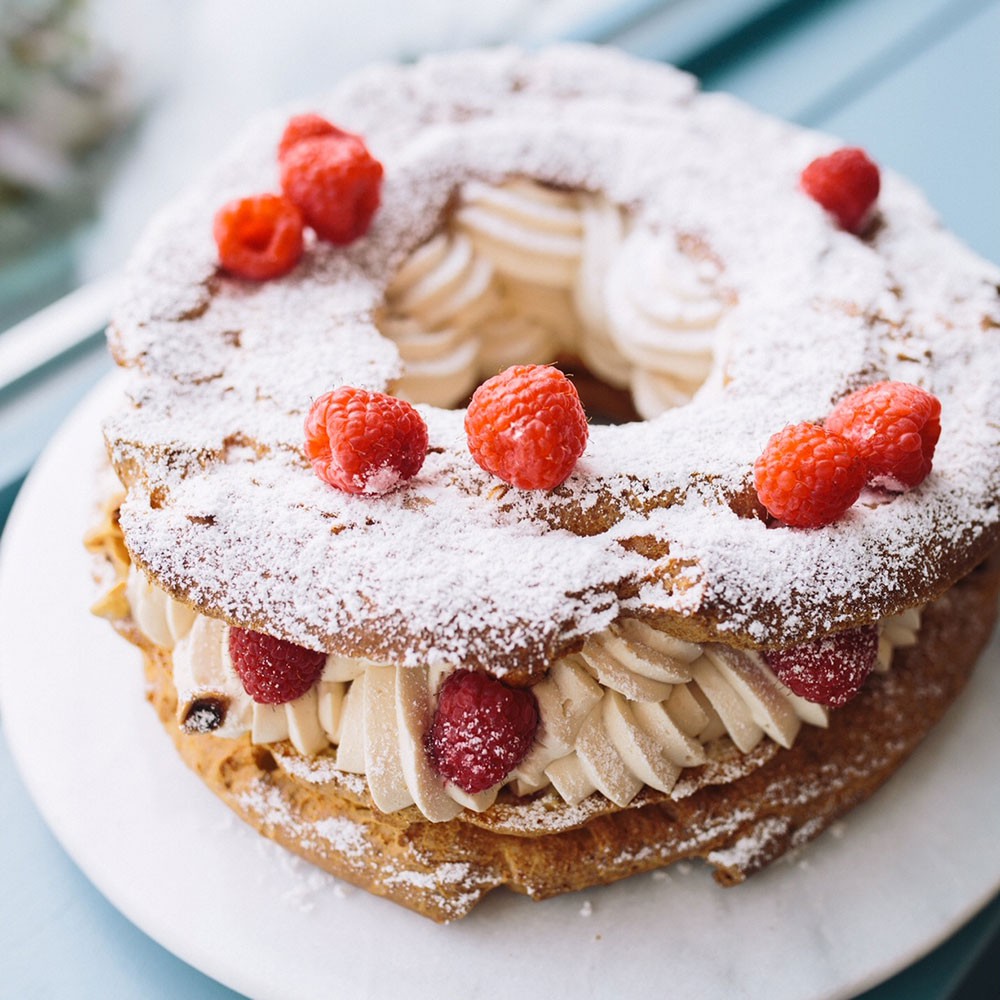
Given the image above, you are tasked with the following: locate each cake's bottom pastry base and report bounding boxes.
[135,555,999,922]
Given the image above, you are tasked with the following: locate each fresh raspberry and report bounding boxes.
[754,422,866,528]
[213,194,304,281]
[228,627,326,704]
[825,381,941,490]
[764,626,879,708]
[304,386,428,495]
[280,134,383,244]
[425,670,539,794]
[277,113,349,161]
[465,365,588,490]
[800,147,880,234]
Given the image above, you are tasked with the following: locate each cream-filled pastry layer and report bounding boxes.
[125,565,921,823]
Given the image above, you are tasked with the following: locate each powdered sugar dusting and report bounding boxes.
[105,44,1000,671]
[236,776,491,920]
[706,816,792,872]
[239,779,369,861]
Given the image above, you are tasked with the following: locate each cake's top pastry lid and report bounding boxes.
[104,44,1000,676]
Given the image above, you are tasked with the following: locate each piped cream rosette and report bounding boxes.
[129,566,921,822]
[378,230,495,407]
[379,177,731,417]
[605,230,730,416]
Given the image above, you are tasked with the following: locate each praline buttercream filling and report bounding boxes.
[378,178,729,416]
[125,565,921,823]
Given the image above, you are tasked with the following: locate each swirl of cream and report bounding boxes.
[605,230,729,417]
[380,229,495,407]
[383,179,589,403]
[877,607,921,671]
[457,178,590,362]
[455,177,585,287]
[546,643,802,807]
[125,564,197,650]
[251,649,379,756]
[572,196,632,389]
[473,271,574,374]
[170,615,253,739]
[386,228,496,329]
[382,317,481,408]
[629,367,707,418]
[474,310,560,377]
[510,656,605,795]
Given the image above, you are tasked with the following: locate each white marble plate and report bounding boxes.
[2,374,999,1000]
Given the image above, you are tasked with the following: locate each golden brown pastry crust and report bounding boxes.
[134,553,999,922]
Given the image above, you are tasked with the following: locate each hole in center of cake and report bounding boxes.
[376,177,732,422]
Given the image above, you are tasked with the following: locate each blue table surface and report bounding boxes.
[2,1,999,997]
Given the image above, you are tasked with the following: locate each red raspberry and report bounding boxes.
[425,670,539,794]
[280,134,383,245]
[764,625,879,708]
[277,113,349,161]
[800,147,880,234]
[825,381,941,490]
[754,422,866,528]
[213,194,303,281]
[465,365,588,490]
[304,386,428,495]
[229,627,326,704]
